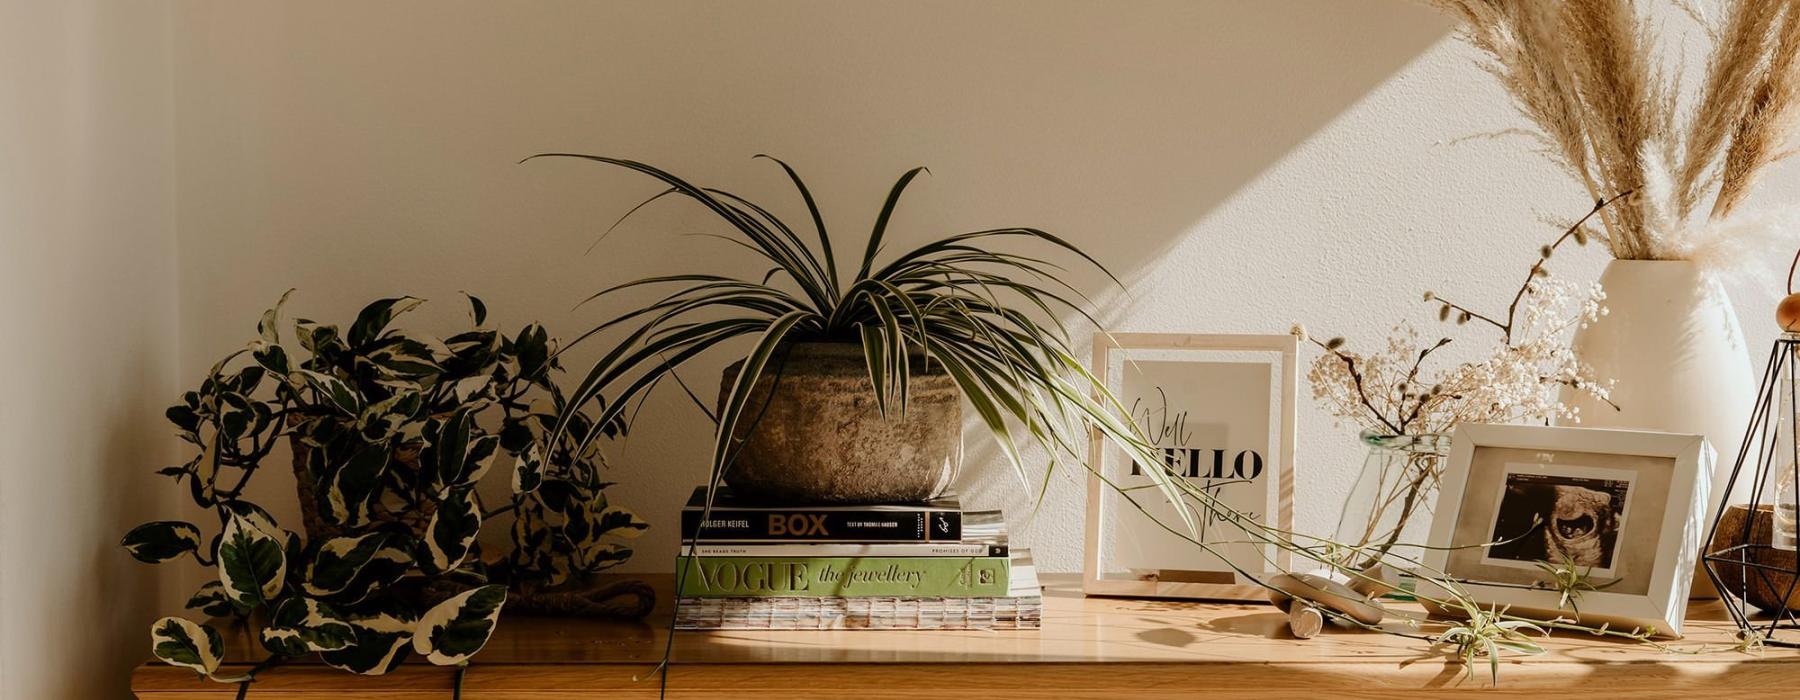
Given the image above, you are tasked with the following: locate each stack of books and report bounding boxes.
[673,486,1041,630]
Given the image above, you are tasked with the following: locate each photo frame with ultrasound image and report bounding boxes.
[1421,424,1713,637]
[1081,333,1296,601]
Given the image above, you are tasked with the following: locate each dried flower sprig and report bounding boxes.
[1303,194,1623,438]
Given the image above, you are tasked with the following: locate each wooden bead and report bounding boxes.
[1778,293,1800,332]
[1288,604,1325,639]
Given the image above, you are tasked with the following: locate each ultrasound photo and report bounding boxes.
[1484,470,1631,571]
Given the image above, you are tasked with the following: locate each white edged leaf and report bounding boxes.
[348,296,426,347]
[421,489,481,575]
[150,617,223,677]
[122,521,204,563]
[302,532,412,603]
[257,288,296,346]
[217,512,286,606]
[260,597,355,656]
[319,612,416,675]
[292,369,363,415]
[185,581,236,618]
[323,444,390,526]
[594,506,649,540]
[511,442,544,494]
[411,584,507,665]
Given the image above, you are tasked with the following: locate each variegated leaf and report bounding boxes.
[513,323,551,381]
[217,512,286,606]
[150,617,224,677]
[260,597,354,656]
[464,293,487,327]
[448,435,499,493]
[594,505,649,541]
[429,406,475,492]
[412,584,507,665]
[222,500,290,543]
[511,442,544,494]
[185,581,235,618]
[366,336,446,380]
[302,532,412,603]
[356,390,422,442]
[320,612,415,675]
[421,489,481,575]
[348,296,425,347]
[122,521,203,563]
[293,369,363,415]
[257,288,295,346]
[323,445,390,526]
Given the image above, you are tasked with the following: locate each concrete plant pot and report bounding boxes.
[716,342,962,504]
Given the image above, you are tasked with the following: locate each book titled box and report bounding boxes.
[676,555,1011,597]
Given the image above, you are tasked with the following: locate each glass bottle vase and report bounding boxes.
[1334,431,1452,571]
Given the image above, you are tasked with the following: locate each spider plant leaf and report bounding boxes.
[711,310,810,481]
[859,324,890,418]
[755,154,835,293]
[525,154,820,301]
[570,318,771,459]
[857,166,929,282]
[590,186,678,253]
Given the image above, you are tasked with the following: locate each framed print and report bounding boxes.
[1082,333,1297,600]
[1420,423,1713,637]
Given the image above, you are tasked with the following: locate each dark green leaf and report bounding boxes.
[320,612,415,675]
[348,296,425,348]
[258,289,296,346]
[122,521,204,564]
[185,581,236,618]
[150,617,224,677]
[323,444,390,526]
[302,532,412,604]
[420,489,481,575]
[412,584,507,665]
[260,596,354,656]
[217,513,286,607]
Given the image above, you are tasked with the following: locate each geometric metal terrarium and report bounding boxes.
[1704,334,1800,646]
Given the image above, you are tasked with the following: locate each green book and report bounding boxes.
[675,555,1011,598]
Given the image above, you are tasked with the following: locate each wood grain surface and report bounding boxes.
[132,574,1800,698]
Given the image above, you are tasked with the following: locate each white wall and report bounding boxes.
[0,1,179,698]
[166,0,1797,582]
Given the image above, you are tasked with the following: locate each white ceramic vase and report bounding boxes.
[1563,260,1755,595]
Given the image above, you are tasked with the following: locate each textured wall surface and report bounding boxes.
[165,0,1797,578]
[0,1,179,697]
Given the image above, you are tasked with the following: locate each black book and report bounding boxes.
[679,486,962,542]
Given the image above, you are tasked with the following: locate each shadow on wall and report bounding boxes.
[171,0,1451,572]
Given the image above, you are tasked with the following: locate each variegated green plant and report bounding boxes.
[123,294,646,691]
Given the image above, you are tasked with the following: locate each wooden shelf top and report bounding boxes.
[134,573,1800,699]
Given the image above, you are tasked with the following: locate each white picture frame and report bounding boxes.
[1421,423,1714,637]
[1082,332,1297,601]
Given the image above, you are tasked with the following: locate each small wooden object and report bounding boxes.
[1287,604,1325,639]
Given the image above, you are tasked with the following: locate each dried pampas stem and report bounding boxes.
[1430,0,1800,261]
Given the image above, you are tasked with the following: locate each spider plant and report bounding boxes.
[521,153,1194,526]
[1533,552,1617,616]
[1435,600,1547,684]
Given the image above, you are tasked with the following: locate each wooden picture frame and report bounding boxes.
[1082,333,1297,601]
[1420,423,1713,637]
